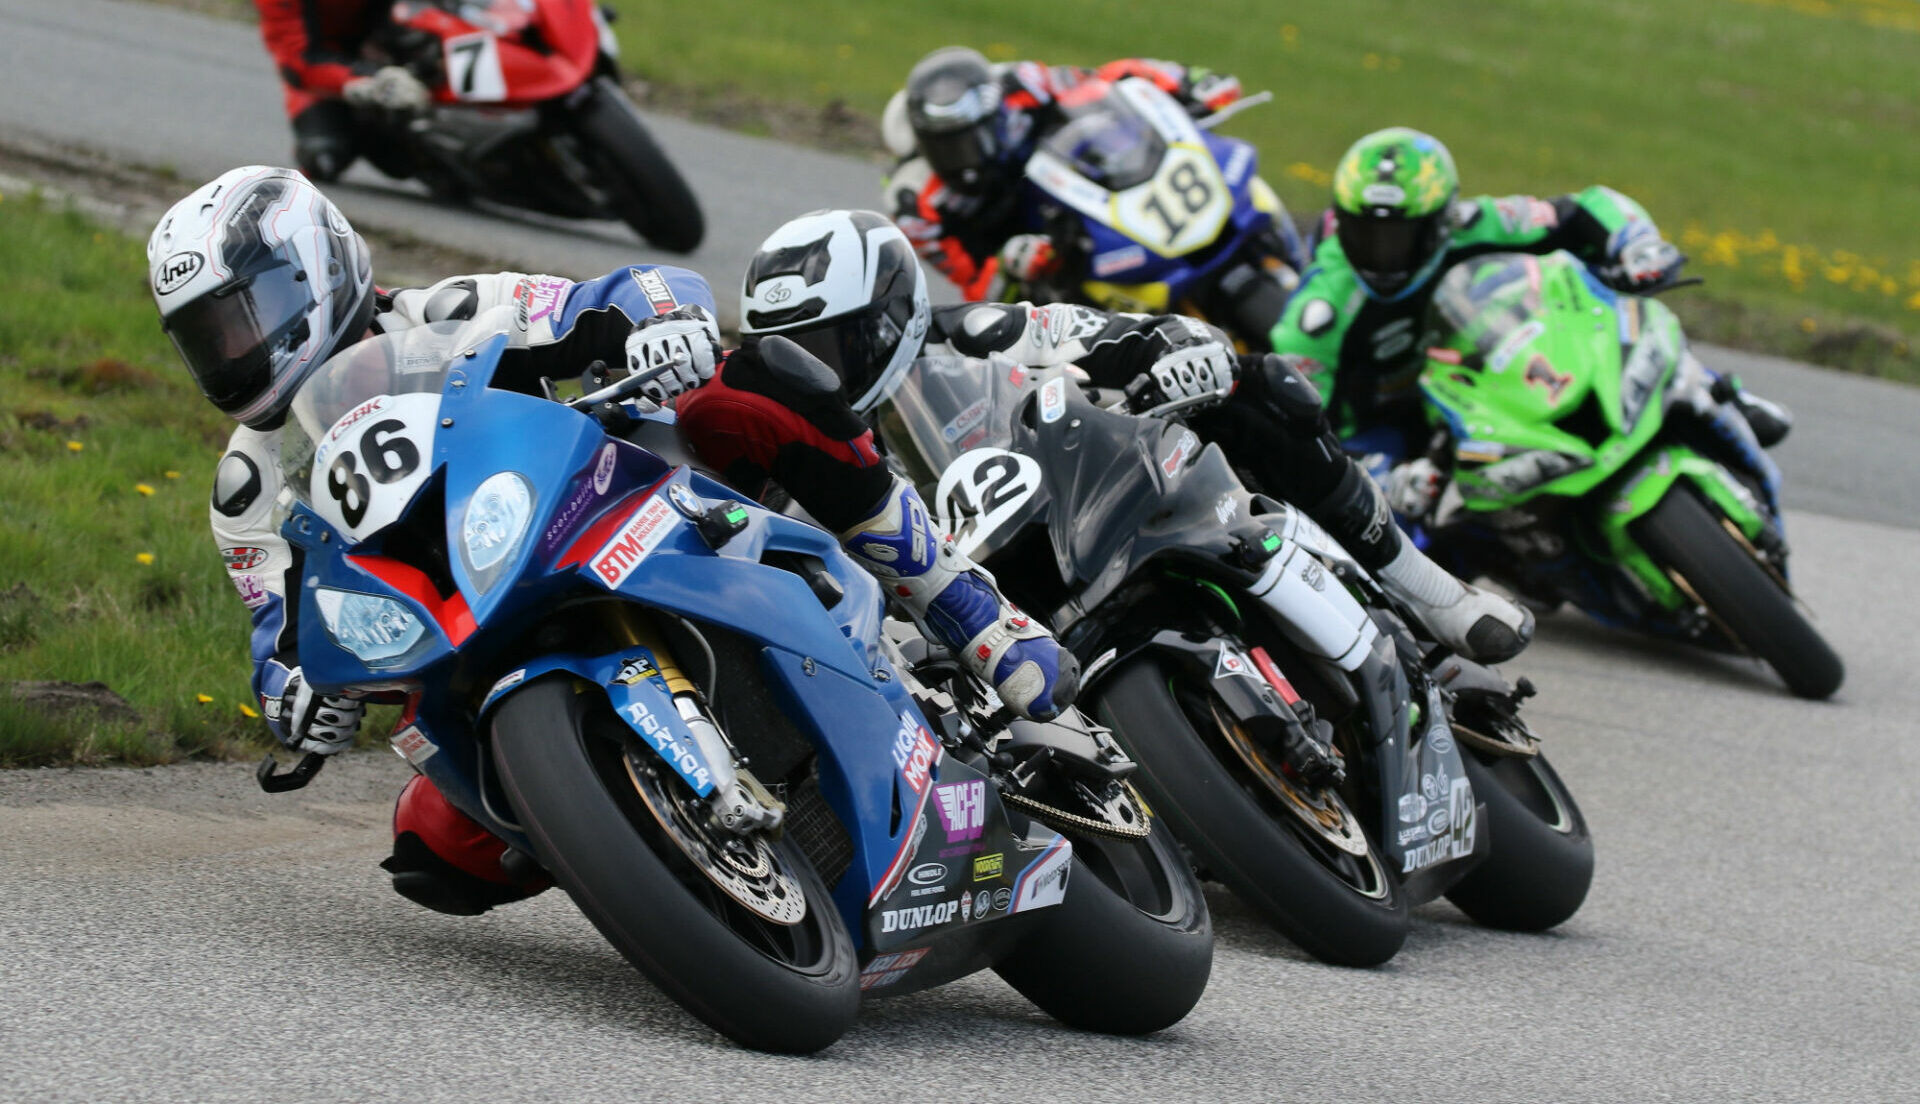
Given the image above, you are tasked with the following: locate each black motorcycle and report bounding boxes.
[874,356,1594,966]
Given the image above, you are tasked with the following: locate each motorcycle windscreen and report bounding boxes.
[1039,85,1166,192]
[1425,253,1551,362]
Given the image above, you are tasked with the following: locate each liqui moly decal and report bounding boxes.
[892,715,940,796]
[591,497,679,589]
[934,779,986,842]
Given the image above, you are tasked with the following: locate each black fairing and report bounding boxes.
[1007,383,1256,616]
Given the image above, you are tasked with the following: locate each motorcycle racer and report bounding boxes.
[881,45,1246,301]
[255,0,433,183]
[735,210,1537,678]
[147,167,1076,918]
[1271,127,1792,515]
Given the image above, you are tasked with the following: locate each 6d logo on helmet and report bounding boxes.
[156,251,204,295]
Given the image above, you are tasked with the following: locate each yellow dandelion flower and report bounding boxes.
[66,440,84,452]
[1798,317,1818,334]
[136,552,155,565]
[836,44,854,60]
[239,703,260,718]
[164,470,181,479]
[195,693,214,704]
[1362,53,1381,70]
[1280,24,1299,45]
[135,483,155,496]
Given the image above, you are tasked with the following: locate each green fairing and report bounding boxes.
[1418,251,1766,611]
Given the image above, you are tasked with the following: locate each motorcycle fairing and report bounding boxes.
[392,0,603,106]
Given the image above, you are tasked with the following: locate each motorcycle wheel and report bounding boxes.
[1442,749,1594,931]
[992,782,1213,1035]
[568,76,705,252]
[491,676,858,1053]
[1631,485,1844,699]
[1094,658,1410,967]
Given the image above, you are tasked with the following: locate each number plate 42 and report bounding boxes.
[310,393,436,542]
[934,448,1042,559]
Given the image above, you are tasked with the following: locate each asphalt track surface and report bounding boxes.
[2,2,1918,1100]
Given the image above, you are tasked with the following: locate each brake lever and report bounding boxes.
[1193,89,1273,130]
[567,369,662,414]
[256,750,328,793]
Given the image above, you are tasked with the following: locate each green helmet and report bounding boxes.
[1330,127,1459,302]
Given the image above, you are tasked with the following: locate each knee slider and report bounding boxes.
[1251,352,1327,424]
[753,334,840,396]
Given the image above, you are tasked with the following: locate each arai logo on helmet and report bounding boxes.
[155,251,205,296]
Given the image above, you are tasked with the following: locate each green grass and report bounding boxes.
[614,0,1919,375]
[0,191,293,765]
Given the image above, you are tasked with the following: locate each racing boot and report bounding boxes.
[382,774,550,916]
[1712,374,1792,448]
[1310,465,1534,663]
[840,476,1079,720]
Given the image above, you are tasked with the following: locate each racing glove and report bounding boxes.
[1184,67,1243,113]
[624,304,724,403]
[1128,336,1237,412]
[1383,457,1447,521]
[1600,222,1685,291]
[265,668,364,756]
[343,66,431,113]
[998,233,1062,283]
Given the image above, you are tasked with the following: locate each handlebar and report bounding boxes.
[1193,90,1272,130]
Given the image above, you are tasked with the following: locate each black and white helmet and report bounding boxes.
[147,165,375,428]
[740,209,931,414]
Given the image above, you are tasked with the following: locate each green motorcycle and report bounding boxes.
[1411,251,1842,699]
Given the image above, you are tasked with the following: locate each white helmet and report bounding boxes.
[740,209,930,414]
[147,165,375,428]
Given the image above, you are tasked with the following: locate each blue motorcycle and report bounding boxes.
[1011,77,1303,349]
[253,309,1211,1053]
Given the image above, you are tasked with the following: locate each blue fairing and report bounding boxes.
[278,326,1044,948]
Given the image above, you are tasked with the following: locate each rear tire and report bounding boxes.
[1443,749,1593,931]
[491,677,858,1053]
[1094,658,1409,967]
[1631,486,1844,699]
[993,805,1213,1034]
[569,76,705,252]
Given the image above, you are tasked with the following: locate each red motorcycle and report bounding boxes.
[375,0,703,252]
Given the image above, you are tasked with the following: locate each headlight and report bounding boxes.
[315,588,428,667]
[460,472,535,592]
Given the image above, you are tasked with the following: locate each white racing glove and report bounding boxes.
[1147,338,1236,408]
[623,304,724,403]
[343,66,431,113]
[998,233,1061,283]
[266,668,363,756]
[1383,457,1447,521]
[1603,222,1684,290]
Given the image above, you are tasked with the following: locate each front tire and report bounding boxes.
[491,677,858,1053]
[1443,749,1594,931]
[568,76,705,252]
[993,798,1213,1034]
[1631,486,1844,699]
[1095,658,1410,967]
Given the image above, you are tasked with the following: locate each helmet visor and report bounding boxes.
[919,124,1000,193]
[782,291,916,394]
[1338,210,1450,298]
[164,263,314,414]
